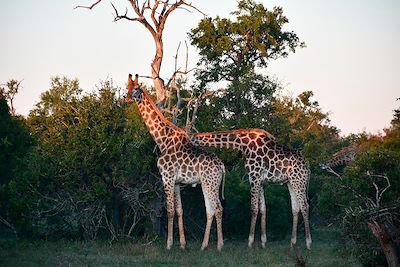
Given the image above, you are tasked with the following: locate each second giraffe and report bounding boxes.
[190,129,312,249]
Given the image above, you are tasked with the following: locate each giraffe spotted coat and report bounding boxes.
[130,85,225,251]
[191,129,312,249]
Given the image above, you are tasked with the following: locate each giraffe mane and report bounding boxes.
[141,89,187,134]
[193,128,275,139]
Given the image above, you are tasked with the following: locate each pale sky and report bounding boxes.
[1,0,399,135]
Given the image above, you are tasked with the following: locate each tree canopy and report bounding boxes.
[190,0,304,83]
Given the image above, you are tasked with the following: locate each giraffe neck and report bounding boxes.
[136,91,186,152]
[325,147,358,168]
[191,129,275,155]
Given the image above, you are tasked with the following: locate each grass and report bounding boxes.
[0,228,360,267]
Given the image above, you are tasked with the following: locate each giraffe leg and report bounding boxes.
[201,191,215,251]
[259,186,267,248]
[287,183,300,248]
[248,178,261,248]
[163,182,175,250]
[215,195,224,251]
[302,203,312,250]
[297,188,312,249]
[174,185,186,250]
[288,182,312,249]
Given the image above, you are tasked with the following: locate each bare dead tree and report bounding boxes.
[185,88,224,132]
[325,167,400,266]
[368,220,400,267]
[76,1,223,131]
[112,175,163,239]
[76,0,206,107]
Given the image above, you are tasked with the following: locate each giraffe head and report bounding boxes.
[130,86,143,103]
[319,162,329,170]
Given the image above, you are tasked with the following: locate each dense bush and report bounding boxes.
[2,77,162,240]
[317,125,400,265]
[1,75,399,266]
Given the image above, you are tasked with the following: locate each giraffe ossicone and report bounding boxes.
[190,129,312,249]
[127,76,226,251]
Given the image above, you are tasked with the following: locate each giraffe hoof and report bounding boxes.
[290,238,297,248]
[248,237,254,249]
[166,241,173,250]
[261,235,267,248]
[306,238,312,250]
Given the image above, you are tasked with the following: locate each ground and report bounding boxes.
[0,228,360,267]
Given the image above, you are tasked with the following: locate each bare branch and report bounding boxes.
[184,40,189,72]
[151,0,160,28]
[138,75,153,80]
[325,166,343,180]
[168,1,207,17]
[325,167,376,208]
[111,3,139,22]
[379,175,391,203]
[159,0,206,32]
[129,0,142,16]
[365,173,391,208]
[160,1,168,17]
[174,41,181,73]
[74,0,103,10]
[185,88,225,132]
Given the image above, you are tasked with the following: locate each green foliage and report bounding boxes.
[391,98,400,128]
[195,71,278,131]
[268,91,339,150]
[0,96,33,185]
[190,0,304,82]
[265,185,291,241]
[4,77,161,239]
[317,121,400,265]
[0,93,33,236]
[223,168,251,237]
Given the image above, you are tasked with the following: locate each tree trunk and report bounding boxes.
[151,35,166,106]
[368,220,400,267]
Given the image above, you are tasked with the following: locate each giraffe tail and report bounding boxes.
[306,168,311,200]
[221,165,226,200]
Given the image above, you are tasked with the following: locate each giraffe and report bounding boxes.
[320,145,360,171]
[127,78,226,251]
[190,129,312,249]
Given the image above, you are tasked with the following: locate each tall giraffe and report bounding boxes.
[190,129,312,249]
[127,78,226,251]
[320,145,360,171]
